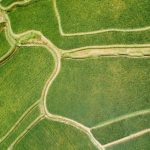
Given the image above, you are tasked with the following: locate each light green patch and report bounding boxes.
[0,106,40,149]
[106,133,150,150]
[92,113,150,144]
[57,0,150,32]
[0,30,10,58]
[8,0,150,50]
[47,58,150,127]
[14,119,97,150]
[0,46,54,138]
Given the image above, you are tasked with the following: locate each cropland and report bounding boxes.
[0,0,149,150]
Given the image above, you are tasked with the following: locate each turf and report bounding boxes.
[8,0,150,50]
[57,0,150,33]
[106,133,150,150]
[47,57,150,127]
[0,106,40,149]
[14,119,98,150]
[92,113,150,144]
[0,30,10,58]
[0,46,54,138]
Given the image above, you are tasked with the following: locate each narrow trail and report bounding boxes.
[7,115,44,150]
[46,114,105,150]
[91,109,150,130]
[53,0,150,36]
[0,101,40,144]
[103,129,150,148]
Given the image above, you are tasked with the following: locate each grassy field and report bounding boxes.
[0,106,40,149]
[8,0,150,50]
[0,0,149,149]
[106,133,150,150]
[57,0,150,33]
[0,46,54,138]
[47,57,150,127]
[0,0,23,7]
[0,30,10,58]
[14,119,97,150]
[92,113,150,144]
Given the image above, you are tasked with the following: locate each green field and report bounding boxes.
[0,0,149,149]
[8,0,150,50]
[0,30,10,58]
[0,46,54,138]
[0,106,40,149]
[106,133,150,150]
[57,0,150,33]
[14,119,97,150]
[47,57,150,127]
[92,113,150,144]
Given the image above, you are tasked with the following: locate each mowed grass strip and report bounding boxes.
[0,46,54,138]
[14,119,97,150]
[0,106,40,149]
[47,57,150,127]
[92,113,150,144]
[0,30,10,58]
[57,0,150,33]
[106,133,150,150]
[8,0,150,50]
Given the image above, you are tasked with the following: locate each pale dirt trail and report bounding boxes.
[91,109,150,130]
[63,47,150,58]
[8,115,44,150]
[0,101,39,144]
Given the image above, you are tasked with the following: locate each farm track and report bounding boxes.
[91,109,150,130]
[0,0,150,150]
[0,101,40,144]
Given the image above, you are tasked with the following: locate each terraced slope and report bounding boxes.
[0,0,149,150]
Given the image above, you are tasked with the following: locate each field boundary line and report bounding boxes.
[0,0,32,11]
[8,115,44,150]
[62,44,150,53]
[53,0,150,37]
[103,129,150,148]
[46,114,105,150]
[0,100,40,144]
[91,109,150,130]
[62,47,150,59]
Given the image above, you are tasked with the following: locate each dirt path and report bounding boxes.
[0,101,39,144]
[91,109,150,130]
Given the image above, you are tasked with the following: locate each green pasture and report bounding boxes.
[0,106,40,149]
[106,133,150,150]
[57,0,150,33]
[14,119,97,150]
[0,46,54,138]
[0,30,10,58]
[92,113,150,144]
[8,0,150,50]
[47,57,150,127]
